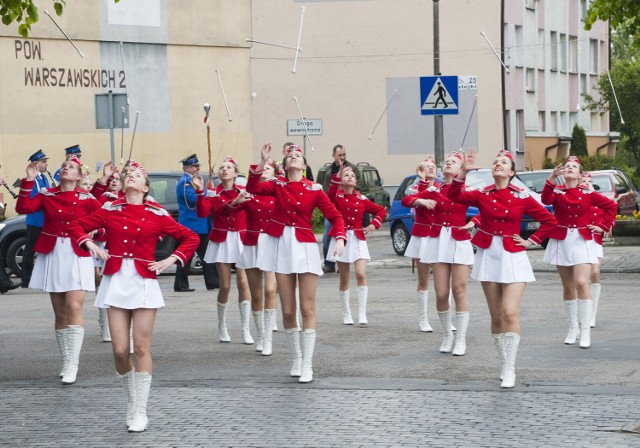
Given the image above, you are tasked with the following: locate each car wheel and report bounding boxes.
[391,223,409,256]
[189,253,204,275]
[6,237,26,278]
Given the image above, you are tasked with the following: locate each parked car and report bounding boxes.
[0,171,231,278]
[316,161,390,225]
[517,169,556,194]
[589,169,639,216]
[389,170,552,255]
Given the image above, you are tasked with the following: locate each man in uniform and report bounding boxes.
[174,154,219,292]
[22,149,50,286]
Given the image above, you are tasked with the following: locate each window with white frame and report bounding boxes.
[559,33,567,72]
[526,0,536,10]
[550,111,558,132]
[526,68,536,92]
[590,39,598,73]
[580,74,588,95]
[550,31,558,71]
[569,36,578,73]
[560,112,568,133]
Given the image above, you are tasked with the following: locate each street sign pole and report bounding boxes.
[433,0,444,165]
[108,91,115,163]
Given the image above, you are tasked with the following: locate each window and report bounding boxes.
[580,74,588,95]
[537,30,545,69]
[526,0,537,10]
[560,112,568,133]
[526,68,536,92]
[538,111,546,132]
[581,0,589,20]
[559,33,567,72]
[569,36,578,73]
[550,31,558,71]
[516,110,525,151]
[590,39,598,73]
[550,111,558,132]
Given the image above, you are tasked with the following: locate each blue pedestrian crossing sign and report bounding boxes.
[420,75,459,115]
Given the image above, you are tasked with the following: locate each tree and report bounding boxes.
[1,0,66,37]
[584,0,640,47]
[570,124,588,158]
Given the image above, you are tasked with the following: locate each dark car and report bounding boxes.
[0,171,235,278]
[589,169,639,216]
[389,170,552,255]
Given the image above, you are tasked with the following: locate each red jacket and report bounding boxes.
[241,193,275,246]
[16,179,101,257]
[68,199,199,279]
[446,178,557,252]
[327,175,386,240]
[541,180,617,241]
[403,182,472,241]
[588,206,605,245]
[196,184,247,243]
[401,180,434,237]
[246,167,346,243]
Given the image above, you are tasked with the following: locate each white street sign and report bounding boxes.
[287,119,323,136]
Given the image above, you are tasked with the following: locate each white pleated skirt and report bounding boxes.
[594,242,604,261]
[96,259,164,310]
[327,230,370,263]
[257,227,323,276]
[92,241,106,268]
[471,235,535,283]
[203,231,243,264]
[420,227,474,265]
[237,233,271,270]
[404,235,429,260]
[543,229,600,266]
[29,238,95,293]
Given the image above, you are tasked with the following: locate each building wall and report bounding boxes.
[0,0,252,210]
[250,0,503,186]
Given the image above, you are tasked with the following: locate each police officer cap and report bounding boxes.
[65,144,81,155]
[180,154,200,166]
[28,149,48,162]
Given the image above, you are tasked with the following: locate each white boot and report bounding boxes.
[271,310,279,332]
[563,299,580,345]
[129,322,134,354]
[239,300,254,344]
[117,369,136,428]
[452,311,469,356]
[492,333,505,381]
[578,299,593,348]
[340,290,354,325]
[590,283,601,328]
[295,288,302,331]
[285,328,302,377]
[262,309,276,356]
[61,325,84,385]
[98,308,112,342]
[417,290,433,332]
[448,292,457,331]
[55,328,68,378]
[217,302,231,342]
[252,310,264,352]
[501,332,520,389]
[357,286,368,326]
[128,371,152,432]
[438,310,454,353]
[299,329,316,383]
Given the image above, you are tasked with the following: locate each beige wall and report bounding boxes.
[0,0,252,215]
[523,135,618,170]
[250,0,503,186]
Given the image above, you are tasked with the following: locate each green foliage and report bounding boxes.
[542,157,556,169]
[584,1,640,48]
[545,154,615,171]
[569,124,588,157]
[312,208,324,234]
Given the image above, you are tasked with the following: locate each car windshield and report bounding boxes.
[591,174,613,192]
[466,170,529,191]
[518,172,552,193]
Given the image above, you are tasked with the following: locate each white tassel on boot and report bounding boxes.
[340,290,354,325]
[285,328,302,377]
[55,328,68,378]
[492,333,505,381]
[252,310,264,352]
[98,307,112,342]
[61,325,84,385]
[128,371,152,432]
[299,329,316,383]
[357,286,368,326]
[262,309,276,356]
[563,299,579,345]
[438,310,454,353]
[239,300,254,344]
[590,283,601,328]
[217,302,231,343]
[452,311,469,356]
[417,290,433,332]
[578,299,593,348]
[501,332,520,389]
[117,369,136,428]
